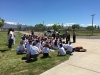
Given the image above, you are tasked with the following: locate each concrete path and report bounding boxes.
[41,38,100,75]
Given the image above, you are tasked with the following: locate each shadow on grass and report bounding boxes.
[0,49,9,52]
[21,56,38,63]
[40,56,52,59]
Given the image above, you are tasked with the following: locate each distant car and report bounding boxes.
[44,30,59,36]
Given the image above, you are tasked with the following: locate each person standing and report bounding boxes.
[52,31,56,39]
[8,28,14,50]
[12,29,15,45]
[66,29,70,44]
[73,30,76,43]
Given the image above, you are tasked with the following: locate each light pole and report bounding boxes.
[91,14,95,35]
[43,21,44,25]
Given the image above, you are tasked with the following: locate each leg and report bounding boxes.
[66,37,68,44]
[8,39,13,49]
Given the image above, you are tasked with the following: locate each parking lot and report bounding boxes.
[41,36,100,75]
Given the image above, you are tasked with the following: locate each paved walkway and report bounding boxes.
[41,38,100,75]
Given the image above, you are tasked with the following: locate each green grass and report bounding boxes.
[60,30,100,36]
[0,32,70,75]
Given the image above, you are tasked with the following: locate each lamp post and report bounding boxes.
[43,21,44,25]
[91,14,95,35]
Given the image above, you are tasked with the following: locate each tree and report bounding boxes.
[17,25,21,31]
[72,24,80,30]
[94,25,96,29]
[0,18,5,31]
[97,25,99,30]
[52,24,61,31]
[86,26,94,30]
[34,24,46,31]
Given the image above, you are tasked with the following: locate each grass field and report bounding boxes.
[0,32,70,75]
[60,30,100,36]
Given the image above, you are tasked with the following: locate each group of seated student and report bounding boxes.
[17,33,74,61]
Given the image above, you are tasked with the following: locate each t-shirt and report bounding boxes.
[36,42,42,50]
[26,44,32,54]
[58,47,66,55]
[30,46,39,55]
[66,44,73,52]
[18,44,25,52]
[43,47,50,53]
[62,43,67,49]
[8,31,14,40]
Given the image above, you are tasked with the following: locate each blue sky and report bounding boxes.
[0,0,100,26]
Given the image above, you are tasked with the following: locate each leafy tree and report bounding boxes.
[34,24,46,31]
[72,24,80,30]
[17,25,21,31]
[94,25,96,29]
[86,26,94,30]
[52,24,61,31]
[97,25,99,30]
[61,23,64,29]
[0,18,5,31]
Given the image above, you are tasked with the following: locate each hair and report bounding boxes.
[45,43,49,47]
[29,40,32,44]
[12,29,14,32]
[59,43,62,47]
[33,42,36,46]
[69,41,72,44]
[8,28,12,35]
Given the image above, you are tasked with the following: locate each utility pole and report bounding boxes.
[43,21,44,25]
[91,14,95,35]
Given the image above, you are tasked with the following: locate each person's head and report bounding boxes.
[12,29,14,32]
[20,40,25,44]
[69,41,72,45]
[62,41,65,44]
[59,43,62,47]
[33,42,36,46]
[8,28,12,35]
[36,40,39,43]
[45,43,49,47]
[29,40,32,44]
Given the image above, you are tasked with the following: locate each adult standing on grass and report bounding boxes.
[73,30,76,43]
[8,28,14,50]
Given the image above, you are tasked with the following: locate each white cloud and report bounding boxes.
[46,24,54,26]
[5,22,26,25]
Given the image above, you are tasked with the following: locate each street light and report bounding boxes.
[43,21,44,25]
[91,14,95,35]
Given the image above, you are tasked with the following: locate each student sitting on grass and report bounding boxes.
[17,40,26,54]
[57,43,66,56]
[66,41,73,55]
[27,42,41,61]
[52,38,59,50]
[42,43,52,58]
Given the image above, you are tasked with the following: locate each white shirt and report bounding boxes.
[43,47,50,53]
[66,44,73,52]
[26,44,32,54]
[36,42,42,50]
[62,43,67,49]
[18,44,25,52]
[46,39,50,43]
[8,31,14,39]
[30,46,39,55]
[25,39,29,45]
[58,47,66,55]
